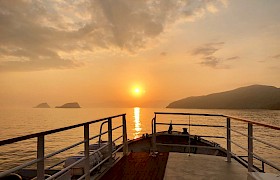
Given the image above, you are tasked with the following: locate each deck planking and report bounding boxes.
[99,152,169,180]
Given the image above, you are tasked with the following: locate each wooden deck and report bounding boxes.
[99,152,169,180]
[97,152,250,180]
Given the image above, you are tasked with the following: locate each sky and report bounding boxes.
[0,0,280,108]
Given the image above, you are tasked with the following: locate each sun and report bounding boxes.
[134,88,140,94]
[131,86,145,97]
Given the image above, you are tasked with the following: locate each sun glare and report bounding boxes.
[134,88,140,94]
[132,86,145,97]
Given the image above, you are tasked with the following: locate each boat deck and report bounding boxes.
[98,152,169,180]
[97,152,248,180]
[165,153,248,180]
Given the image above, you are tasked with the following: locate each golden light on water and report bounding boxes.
[133,107,142,139]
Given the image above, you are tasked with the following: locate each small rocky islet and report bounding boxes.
[34,103,50,108]
[34,102,81,108]
[55,102,81,108]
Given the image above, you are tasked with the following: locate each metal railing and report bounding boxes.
[0,114,128,180]
[152,112,280,173]
[227,116,280,173]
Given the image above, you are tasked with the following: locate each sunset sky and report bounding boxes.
[0,0,280,108]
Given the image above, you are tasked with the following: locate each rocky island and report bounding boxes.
[167,85,280,110]
[55,102,81,108]
[34,103,50,108]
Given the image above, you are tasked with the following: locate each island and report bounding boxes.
[55,102,81,108]
[167,85,280,110]
[34,103,50,108]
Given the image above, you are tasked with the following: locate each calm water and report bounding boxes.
[0,108,279,173]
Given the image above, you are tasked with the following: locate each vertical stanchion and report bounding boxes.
[248,123,253,172]
[152,115,157,152]
[226,117,231,162]
[122,115,128,155]
[84,124,90,180]
[188,115,191,156]
[108,118,113,164]
[37,135,45,180]
[37,135,45,179]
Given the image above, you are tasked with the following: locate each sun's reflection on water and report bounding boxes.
[133,107,142,139]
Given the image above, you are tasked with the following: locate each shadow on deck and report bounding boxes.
[98,152,169,180]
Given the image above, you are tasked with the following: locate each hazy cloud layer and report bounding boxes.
[192,42,239,68]
[0,0,226,71]
[272,54,280,59]
[226,56,239,61]
[160,52,167,56]
[192,42,224,56]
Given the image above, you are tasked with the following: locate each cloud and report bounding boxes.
[192,42,224,56]
[86,0,227,51]
[226,56,239,61]
[201,56,220,68]
[0,0,85,71]
[192,42,238,68]
[272,54,280,59]
[0,0,227,71]
[0,53,81,72]
[160,52,167,56]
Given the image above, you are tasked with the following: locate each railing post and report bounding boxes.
[122,115,128,156]
[188,115,191,156]
[226,117,231,162]
[108,118,113,165]
[152,116,157,152]
[248,123,253,172]
[84,124,90,180]
[37,135,45,180]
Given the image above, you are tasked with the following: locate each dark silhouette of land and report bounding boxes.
[34,103,50,108]
[167,85,280,110]
[55,102,81,108]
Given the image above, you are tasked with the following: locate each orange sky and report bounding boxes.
[0,0,280,108]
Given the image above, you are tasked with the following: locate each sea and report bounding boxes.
[0,108,279,173]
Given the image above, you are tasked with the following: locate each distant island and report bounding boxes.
[55,102,81,108]
[34,103,50,108]
[167,85,280,110]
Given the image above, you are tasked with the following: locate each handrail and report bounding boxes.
[226,116,280,130]
[1,111,279,178]
[156,122,225,128]
[154,112,280,130]
[252,136,280,151]
[154,112,224,117]
[230,140,248,152]
[230,128,280,150]
[152,112,280,173]
[0,114,128,180]
[0,114,125,146]
[156,143,222,150]
[46,156,86,180]
[99,121,108,146]
[229,128,248,137]
[154,133,224,139]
